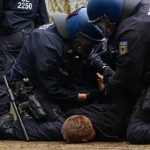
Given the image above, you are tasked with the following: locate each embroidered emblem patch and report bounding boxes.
[119,41,128,55]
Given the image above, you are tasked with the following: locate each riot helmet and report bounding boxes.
[52,7,105,59]
[87,0,141,37]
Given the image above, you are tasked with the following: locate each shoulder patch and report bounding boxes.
[119,41,128,55]
[67,6,85,18]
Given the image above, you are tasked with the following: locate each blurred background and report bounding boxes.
[45,0,88,21]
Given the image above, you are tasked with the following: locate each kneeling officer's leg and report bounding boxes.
[12,115,65,141]
[127,85,150,144]
[0,115,65,141]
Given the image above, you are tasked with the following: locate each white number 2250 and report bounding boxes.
[17,0,32,10]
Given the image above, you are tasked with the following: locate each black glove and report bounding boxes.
[83,88,105,102]
[103,66,114,84]
[100,78,113,96]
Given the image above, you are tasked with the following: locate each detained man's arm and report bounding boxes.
[78,93,87,101]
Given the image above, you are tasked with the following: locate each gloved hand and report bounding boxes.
[103,66,114,84]
[97,77,113,97]
[80,88,105,103]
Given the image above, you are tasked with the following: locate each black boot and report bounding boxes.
[0,126,13,140]
[0,113,14,127]
[0,113,14,140]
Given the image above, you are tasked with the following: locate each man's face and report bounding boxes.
[66,129,96,143]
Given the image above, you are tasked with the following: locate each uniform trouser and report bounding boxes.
[12,115,65,141]
[127,115,150,144]
[0,28,33,115]
[127,86,150,144]
[7,81,66,141]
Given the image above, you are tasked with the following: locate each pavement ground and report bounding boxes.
[0,141,149,150]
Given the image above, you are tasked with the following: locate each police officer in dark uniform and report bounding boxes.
[0,0,49,122]
[87,0,150,144]
[0,7,107,141]
[11,7,105,113]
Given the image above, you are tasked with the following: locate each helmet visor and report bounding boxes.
[72,32,104,59]
[92,15,115,37]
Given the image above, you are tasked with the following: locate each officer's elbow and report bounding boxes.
[127,122,149,144]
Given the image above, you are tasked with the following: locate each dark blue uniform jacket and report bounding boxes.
[12,23,103,112]
[110,0,150,90]
[0,0,49,35]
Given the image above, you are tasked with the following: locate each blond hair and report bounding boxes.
[62,115,93,142]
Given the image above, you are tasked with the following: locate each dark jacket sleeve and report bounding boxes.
[37,0,49,24]
[90,55,104,71]
[109,30,148,90]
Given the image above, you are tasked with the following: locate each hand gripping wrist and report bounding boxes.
[103,66,114,84]
[86,88,105,102]
[104,79,113,95]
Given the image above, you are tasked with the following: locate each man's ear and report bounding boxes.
[82,139,87,142]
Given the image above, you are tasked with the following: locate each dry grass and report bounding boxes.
[46,0,89,21]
